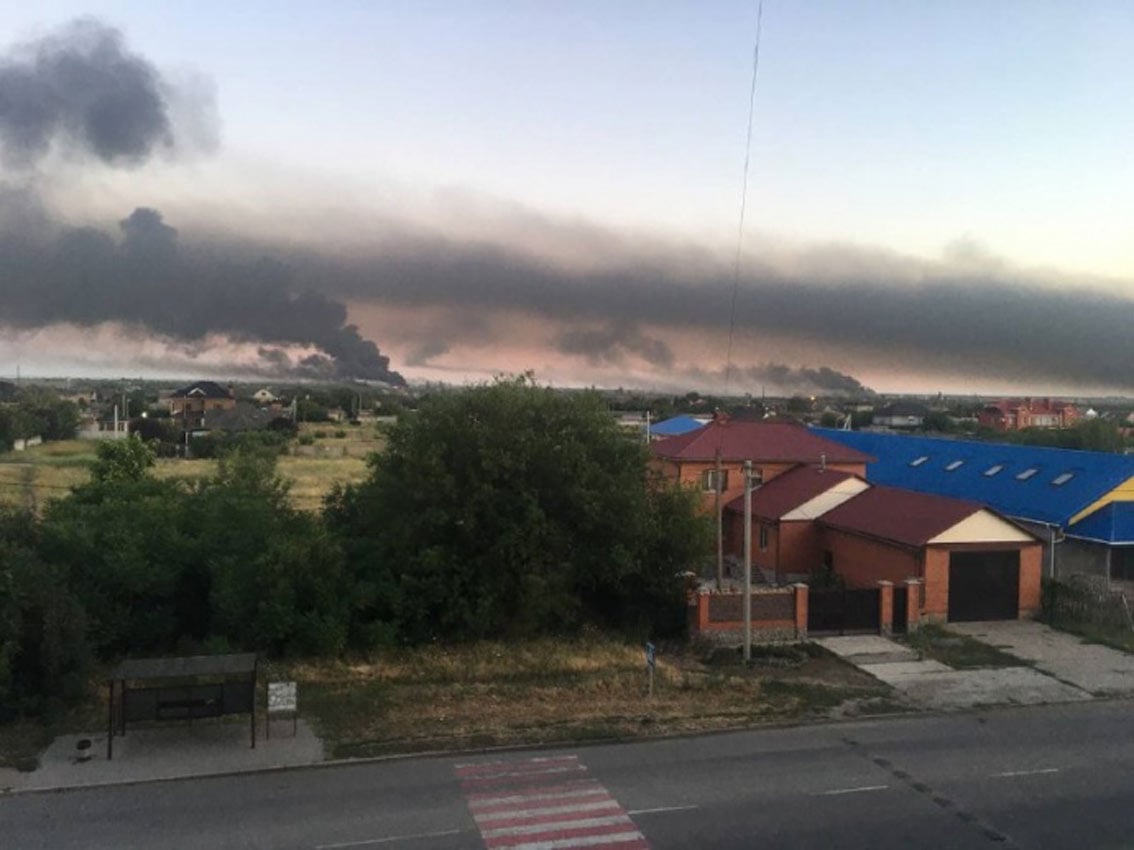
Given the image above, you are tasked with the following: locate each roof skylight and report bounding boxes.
[983,464,1004,477]
[944,460,965,471]
[1051,472,1075,486]
[909,456,930,467]
[1016,468,1039,481]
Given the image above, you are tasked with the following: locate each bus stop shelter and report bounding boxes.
[107,653,258,760]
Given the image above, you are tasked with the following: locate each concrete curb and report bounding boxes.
[12,695,1134,798]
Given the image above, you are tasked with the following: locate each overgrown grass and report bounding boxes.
[1045,619,1134,654]
[0,638,898,770]
[274,638,895,760]
[0,434,382,514]
[901,624,1025,669]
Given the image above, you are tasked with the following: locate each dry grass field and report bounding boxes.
[0,423,387,513]
[281,638,897,759]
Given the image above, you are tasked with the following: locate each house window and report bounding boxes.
[1016,467,1039,481]
[1051,472,1075,486]
[983,464,1004,477]
[944,460,965,471]
[909,455,930,467]
[701,468,730,493]
[759,524,769,551]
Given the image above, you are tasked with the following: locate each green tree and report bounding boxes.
[91,436,155,484]
[325,376,711,645]
[0,509,90,718]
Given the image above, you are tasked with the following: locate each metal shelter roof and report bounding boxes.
[815,428,1134,529]
[110,653,257,682]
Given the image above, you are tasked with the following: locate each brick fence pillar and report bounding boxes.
[696,590,711,634]
[904,578,922,633]
[877,580,893,637]
[793,583,809,641]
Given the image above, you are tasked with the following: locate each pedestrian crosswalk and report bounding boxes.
[456,755,650,850]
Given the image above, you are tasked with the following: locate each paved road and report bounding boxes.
[5,700,1134,849]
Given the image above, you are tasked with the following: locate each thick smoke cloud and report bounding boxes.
[320,234,1134,390]
[689,363,872,396]
[0,20,402,383]
[0,203,404,384]
[556,322,674,368]
[0,19,197,167]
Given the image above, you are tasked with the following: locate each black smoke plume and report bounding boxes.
[0,204,404,384]
[0,19,200,167]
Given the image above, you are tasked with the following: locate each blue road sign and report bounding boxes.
[645,642,656,669]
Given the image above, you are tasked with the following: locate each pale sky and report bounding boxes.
[3,2,1134,395]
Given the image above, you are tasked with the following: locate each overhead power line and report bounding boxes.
[723,0,765,396]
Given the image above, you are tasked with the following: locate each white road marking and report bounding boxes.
[498,832,645,850]
[315,828,462,848]
[991,767,1060,778]
[481,814,634,838]
[627,805,700,815]
[469,786,608,809]
[474,799,621,822]
[815,784,890,796]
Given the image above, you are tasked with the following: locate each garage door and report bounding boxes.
[948,550,1020,621]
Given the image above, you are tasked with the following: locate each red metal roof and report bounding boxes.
[818,485,984,548]
[650,418,873,465]
[724,465,857,521]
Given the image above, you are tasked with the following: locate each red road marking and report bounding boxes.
[457,755,651,850]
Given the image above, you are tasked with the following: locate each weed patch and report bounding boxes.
[901,625,1024,669]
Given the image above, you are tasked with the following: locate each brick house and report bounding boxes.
[978,398,1080,432]
[649,415,873,513]
[724,465,1043,622]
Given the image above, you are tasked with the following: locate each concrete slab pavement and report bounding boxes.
[818,631,1094,710]
[950,620,1134,696]
[1,717,323,794]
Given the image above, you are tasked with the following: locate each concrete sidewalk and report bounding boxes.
[951,620,1134,696]
[818,633,1092,710]
[0,717,324,794]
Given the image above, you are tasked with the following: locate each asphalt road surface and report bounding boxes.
[5,700,1134,849]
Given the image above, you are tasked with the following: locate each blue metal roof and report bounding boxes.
[651,415,708,437]
[1068,502,1134,545]
[814,428,1134,528]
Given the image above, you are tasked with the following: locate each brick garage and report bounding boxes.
[725,465,1043,623]
[819,487,1042,623]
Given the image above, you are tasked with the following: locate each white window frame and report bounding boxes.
[701,468,729,493]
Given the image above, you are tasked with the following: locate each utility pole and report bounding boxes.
[743,460,753,663]
[715,446,724,590]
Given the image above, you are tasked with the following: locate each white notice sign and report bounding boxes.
[268,681,297,713]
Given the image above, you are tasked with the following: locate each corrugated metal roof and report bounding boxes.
[819,485,985,548]
[652,419,874,464]
[1067,502,1134,545]
[815,428,1134,528]
[650,415,708,437]
[723,465,857,521]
